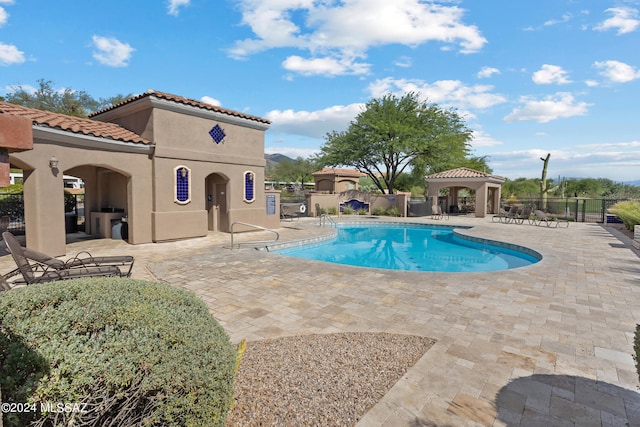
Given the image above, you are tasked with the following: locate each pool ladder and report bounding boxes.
[319,214,336,228]
[230,221,280,249]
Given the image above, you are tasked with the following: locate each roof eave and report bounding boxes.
[32,126,155,154]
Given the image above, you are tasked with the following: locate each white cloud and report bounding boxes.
[0,7,8,27]
[543,13,572,27]
[584,79,599,87]
[532,64,572,85]
[200,96,221,106]
[265,103,364,138]
[282,55,370,76]
[167,0,190,16]
[91,36,135,67]
[0,42,24,66]
[367,77,507,111]
[594,60,640,83]
[594,7,640,34]
[393,56,412,68]
[470,129,502,147]
[477,66,500,79]
[504,92,590,123]
[229,0,486,76]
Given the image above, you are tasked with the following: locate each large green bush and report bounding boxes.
[610,200,640,231]
[0,278,236,427]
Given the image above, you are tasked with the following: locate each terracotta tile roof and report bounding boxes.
[90,90,271,125]
[426,167,504,181]
[312,167,367,177]
[0,101,152,145]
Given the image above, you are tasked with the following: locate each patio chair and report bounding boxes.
[2,231,132,285]
[492,205,519,223]
[431,205,449,220]
[532,210,570,228]
[515,206,534,225]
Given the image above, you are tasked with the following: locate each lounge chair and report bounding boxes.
[515,206,534,225]
[532,210,569,228]
[2,231,133,286]
[492,206,519,223]
[431,205,449,220]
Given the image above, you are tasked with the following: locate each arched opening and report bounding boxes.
[65,165,130,239]
[205,173,229,232]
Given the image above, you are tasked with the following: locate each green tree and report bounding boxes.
[502,178,540,198]
[5,79,99,117]
[318,92,471,194]
[270,157,317,190]
[97,93,134,111]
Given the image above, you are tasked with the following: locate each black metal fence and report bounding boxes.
[508,198,631,223]
[407,197,636,223]
[0,192,85,235]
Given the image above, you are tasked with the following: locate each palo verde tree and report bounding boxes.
[318,92,472,194]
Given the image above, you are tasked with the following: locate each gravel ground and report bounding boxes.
[226,332,435,427]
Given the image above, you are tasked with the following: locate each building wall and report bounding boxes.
[10,140,153,254]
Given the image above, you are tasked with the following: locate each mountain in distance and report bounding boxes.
[264,153,294,168]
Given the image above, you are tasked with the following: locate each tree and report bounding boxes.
[5,79,99,117]
[270,157,317,190]
[318,92,472,194]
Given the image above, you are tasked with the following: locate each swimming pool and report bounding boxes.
[274,223,541,272]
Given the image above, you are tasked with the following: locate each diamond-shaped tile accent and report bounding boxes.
[209,124,226,144]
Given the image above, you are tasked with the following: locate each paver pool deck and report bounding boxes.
[2,216,640,426]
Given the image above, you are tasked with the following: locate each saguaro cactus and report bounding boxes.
[539,153,551,210]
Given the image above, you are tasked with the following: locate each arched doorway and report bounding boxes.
[205,173,229,232]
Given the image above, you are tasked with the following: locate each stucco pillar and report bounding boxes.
[475,184,488,218]
[127,175,153,244]
[23,168,66,256]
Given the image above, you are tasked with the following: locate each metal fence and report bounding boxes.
[0,192,85,235]
[509,198,631,223]
[407,197,636,223]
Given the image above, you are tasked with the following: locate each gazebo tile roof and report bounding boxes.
[0,101,152,145]
[426,167,504,181]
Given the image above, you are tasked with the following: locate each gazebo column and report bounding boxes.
[475,183,488,218]
[427,183,444,215]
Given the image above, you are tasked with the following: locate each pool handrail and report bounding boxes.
[319,214,336,228]
[230,222,280,249]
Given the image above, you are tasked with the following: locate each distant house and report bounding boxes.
[0,90,279,255]
[312,167,367,193]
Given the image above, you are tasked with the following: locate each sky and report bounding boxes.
[1,0,639,182]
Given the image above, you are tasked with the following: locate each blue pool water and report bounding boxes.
[275,224,540,272]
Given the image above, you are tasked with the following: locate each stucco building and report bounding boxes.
[312,167,366,193]
[0,90,278,255]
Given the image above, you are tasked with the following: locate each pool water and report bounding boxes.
[275,224,540,272]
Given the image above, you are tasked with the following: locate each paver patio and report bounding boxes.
[1,216,639,426]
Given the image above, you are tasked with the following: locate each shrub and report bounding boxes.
[0,278,236,427]
[326,207,338,215]
[342,206,353,215]
[609,201,640,231]
[371,207,386,216]
[386,206,401,217]
[356,208,368,215]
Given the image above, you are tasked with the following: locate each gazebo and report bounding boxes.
[425,167,505,218]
